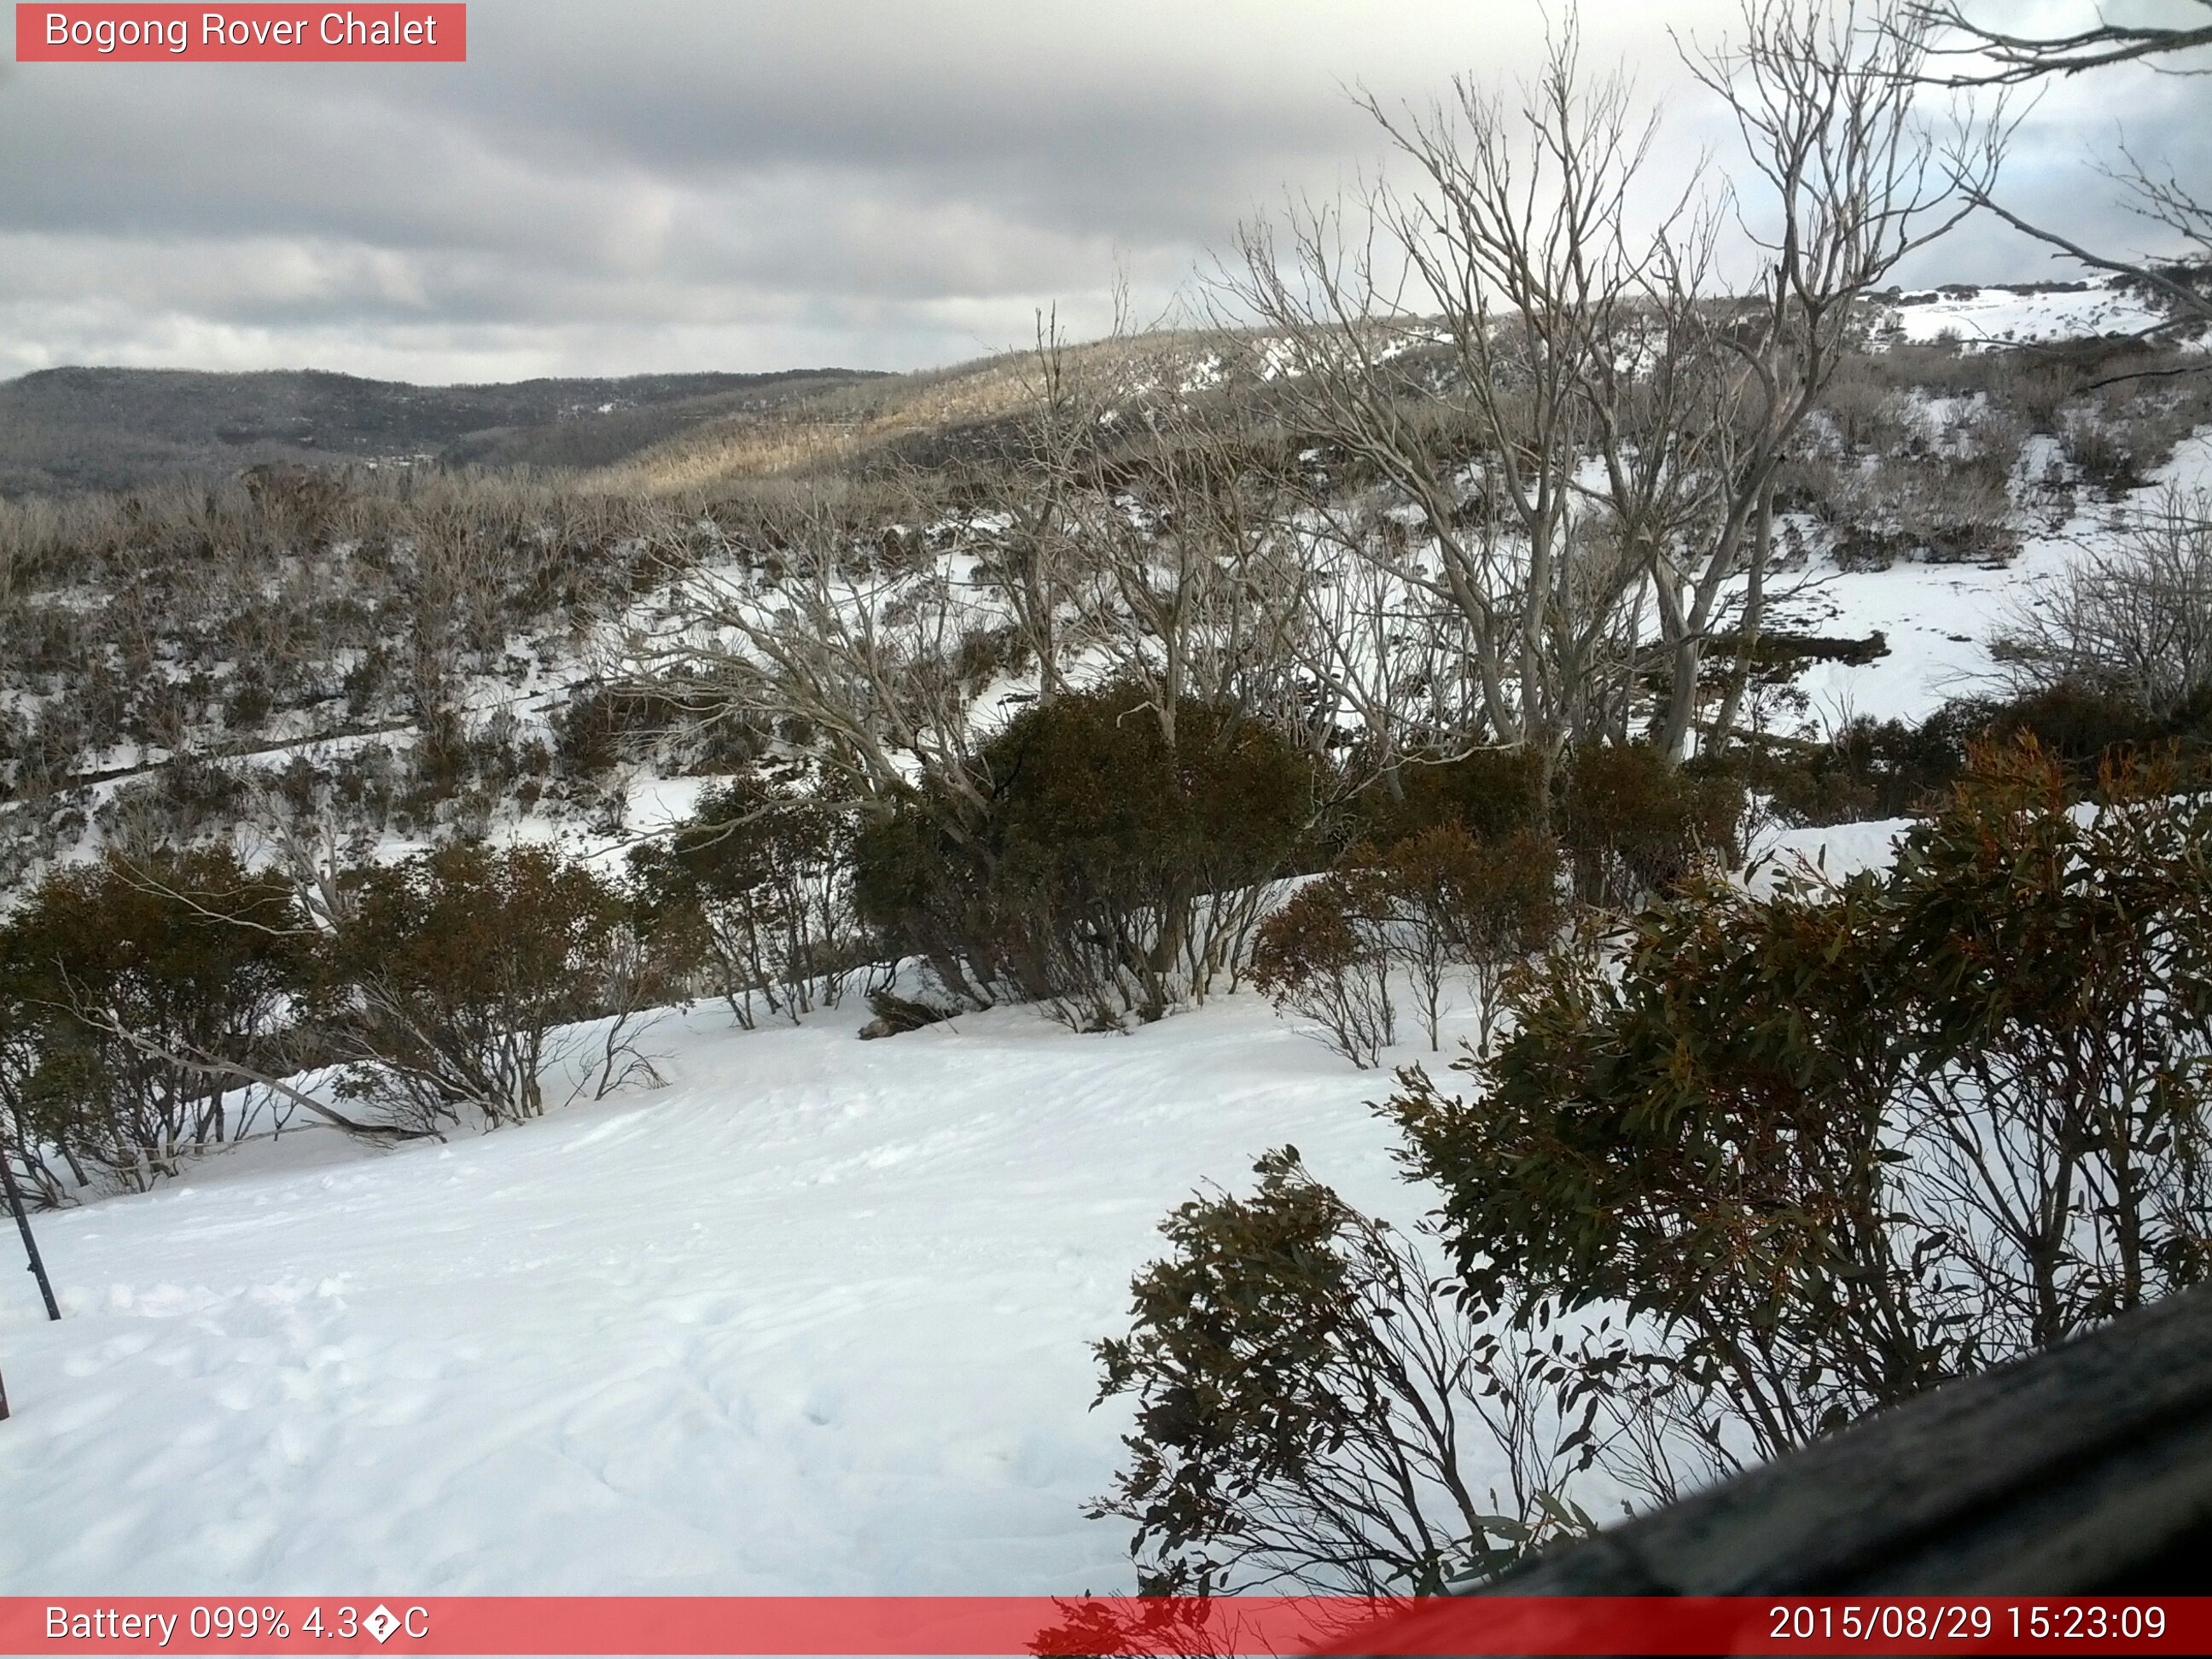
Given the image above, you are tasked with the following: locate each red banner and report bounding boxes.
[0,1596,2202,1656]
[14,5,464,61]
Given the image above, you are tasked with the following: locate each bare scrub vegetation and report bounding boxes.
[1992,487,2212,718]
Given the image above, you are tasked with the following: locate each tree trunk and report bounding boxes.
[1708,480,1775,752]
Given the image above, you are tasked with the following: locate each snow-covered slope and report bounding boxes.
[0,997,1426,1595]
[1882,276,2173,351]
[6,273,2209,1598]
[1767,428,2212,729]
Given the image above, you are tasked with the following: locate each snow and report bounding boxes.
[1771,428,2212,731]
[1883,277,2173,351]
[1748,816,1913,894]
[5,272,2210,1601]
[0,996,1432,1595]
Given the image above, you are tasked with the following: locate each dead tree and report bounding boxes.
[1229,22,1671,787]
[1675,0,2006,758]
[634,497,992,824]
[1910,3,2210,329]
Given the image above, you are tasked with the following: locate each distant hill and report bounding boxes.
[0,364,888,498]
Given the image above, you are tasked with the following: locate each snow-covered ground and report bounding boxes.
[0,802,1931,1598]
[1771,429,2212,730]
[1883,277,2172,351]
[0,994,1434,1595]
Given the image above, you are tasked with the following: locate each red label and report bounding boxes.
[15,4,465,61]
[0,1596,2203,1656]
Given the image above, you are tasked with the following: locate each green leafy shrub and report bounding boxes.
[318,843,635,1128]
[0,850,309,1196]
[854,686,1324,1025]
[1090,1149,1597,1596]
[632,774,863,1027]
[1389,739,2212,1501]
[1345,748,1546,850]
[1758,684,2212,827]
[1249,875,1396,1067]
[1556,743,1740,909]
[1249,825,1560,1064]
[1379,824,1559,1050]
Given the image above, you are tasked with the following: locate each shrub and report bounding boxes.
[1379,824,1560,1051]
[854,687,1323,1025]
[0,850,309,1196]
[1556,743,1740,910]
[632,774,863,1027]
[1756,710,1979,825]
[1388,739,2212,1503]
[1982,682,2198,771]
[1759,679,2212,828]
[851,802,1013,1010]
[1090,1149,1597,1595]
[550,684,671,778]
[1346,748,1546,850]
[1991,487,2212,721]
[1249,875,1396,1068]
[318,844,637,1128]
[2061,409,2147,496]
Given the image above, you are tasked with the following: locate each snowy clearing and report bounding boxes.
[1883,278,2174,351]
[0,993,1437,1595]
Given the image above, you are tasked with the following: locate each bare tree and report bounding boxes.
[1063,398,1313,750]
[1228,25,1672,785]
[1226,5,1994,771]
[1284,521,1492,789]
[1991,486,2212,714]
[1678,0,2005,756]
[634,495,994,822]
[1917,0,2212,83]
[963,309,1115,706]
[1912,1,2212,329]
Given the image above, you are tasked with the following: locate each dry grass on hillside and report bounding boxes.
[591,330,1231,494]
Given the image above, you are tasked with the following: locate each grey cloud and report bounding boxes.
[0,0,2202,381]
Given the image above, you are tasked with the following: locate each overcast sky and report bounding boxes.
[0,0,2203,383]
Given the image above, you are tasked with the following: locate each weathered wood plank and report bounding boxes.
[1486,1282,2212,1594]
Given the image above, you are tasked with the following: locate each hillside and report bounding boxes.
[585,331,1226,493]
[0,277,2188,502]
[0,366,887,498]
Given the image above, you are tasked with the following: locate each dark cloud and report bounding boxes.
[0,0,2202,381]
